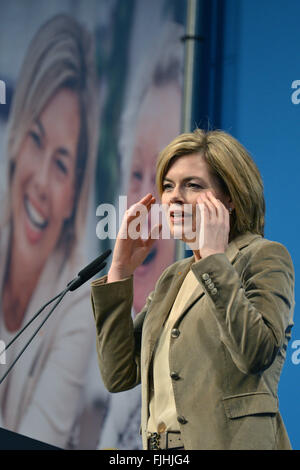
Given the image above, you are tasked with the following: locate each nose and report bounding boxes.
[168,184,184,205]
[34,153,51,201]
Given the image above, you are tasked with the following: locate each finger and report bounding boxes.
[139,193,153,204]
[200,193,216,219]
[206,192,230,232]
[144,224,162,247]
[118,196,152,239]
[206,191,225,210]
[121,206,148,242]
[206,191,228,220]
[138,194,156,214]
[198,202,206,248]
[196,195,206,219]
[147,196,156,211]
[197,200,206,222]
[126,203,146,219]
[129,194,153,215]
[141,193,157,208]
[127,208,150,243]
[196,193,205,206]
[127,197,154,221]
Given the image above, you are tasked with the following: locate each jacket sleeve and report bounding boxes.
[91,275,154,393]
[191,241,295,374]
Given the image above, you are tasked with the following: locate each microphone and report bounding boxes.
[67,249,111,291]
[2,249,112,354]
[0,249,111,384]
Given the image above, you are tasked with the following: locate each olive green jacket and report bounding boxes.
[91,232,295,450]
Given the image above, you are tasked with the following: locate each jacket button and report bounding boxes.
[170,372,180,380]
[171,328,180,338]
[207,282,215,290]
[177,416,188,425]
[158,422,167,433]
[211,288,218,295]
[202,273,209,281]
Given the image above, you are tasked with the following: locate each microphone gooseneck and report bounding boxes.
[0,249,112,385]
[0,287,70,385]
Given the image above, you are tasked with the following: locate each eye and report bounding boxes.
[55,158,68,175]
[186,182,203,190]
[29,130,42,148]
[132,170,142,181]
[162,182,172,191]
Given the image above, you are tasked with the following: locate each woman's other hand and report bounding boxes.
[107,194,162,282]
[196,191,230,260]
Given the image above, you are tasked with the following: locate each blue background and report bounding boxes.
[219,0,300,449]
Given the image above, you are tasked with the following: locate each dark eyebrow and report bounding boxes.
[163,176,208,186]
[56,147,71,158]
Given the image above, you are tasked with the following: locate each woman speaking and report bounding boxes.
[91,129,295,450]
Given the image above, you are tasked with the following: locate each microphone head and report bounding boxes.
[68,261,107,291]
[78,249,111,278]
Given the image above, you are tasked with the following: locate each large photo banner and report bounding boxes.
[0,0,299,452]
[0,0,186,449]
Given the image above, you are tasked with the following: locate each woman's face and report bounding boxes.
[127,83,181,314]
[10,88,79,272]
[161,153,231,247]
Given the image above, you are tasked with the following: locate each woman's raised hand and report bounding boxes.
[107,194,162,283]
[196,191,230,259]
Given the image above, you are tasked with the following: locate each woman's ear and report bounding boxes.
[224,193,234,210]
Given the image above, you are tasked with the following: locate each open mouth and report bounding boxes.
[169,210,192,221]
[24,195,48,230]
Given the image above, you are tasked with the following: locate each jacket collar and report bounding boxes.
[231,231,262,250]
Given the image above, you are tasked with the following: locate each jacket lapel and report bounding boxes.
[156,257,195,320]
[144,232,260,364]
[174,239,241,321]
[142,256,193,365]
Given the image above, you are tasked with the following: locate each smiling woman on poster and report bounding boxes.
[91,128,295,450]
[0,14,99,448]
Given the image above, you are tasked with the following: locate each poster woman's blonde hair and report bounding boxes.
[5,14,99,257]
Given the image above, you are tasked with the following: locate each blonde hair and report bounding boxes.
[5,14,99,257]
[156,128,265,239]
